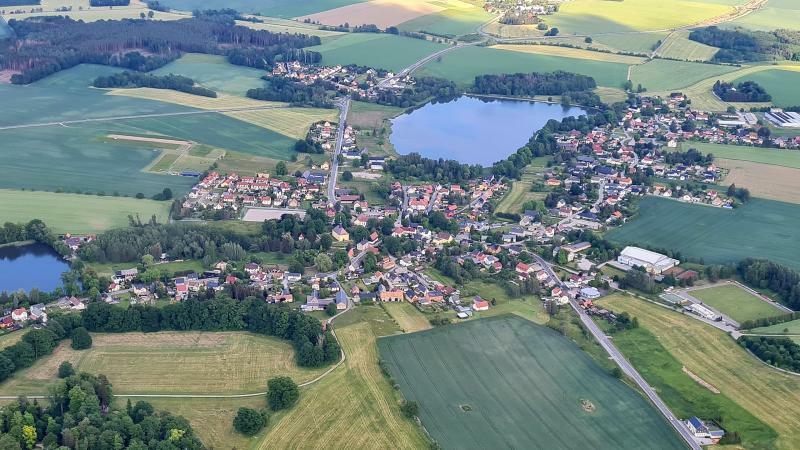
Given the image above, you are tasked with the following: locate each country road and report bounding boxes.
[377,42,479,88]
[327,96,351,204]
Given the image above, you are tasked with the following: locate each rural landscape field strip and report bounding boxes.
[379,316,684,449]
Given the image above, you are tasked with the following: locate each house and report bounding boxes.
[332,225,350,242]
[335,290,348,310]
[617,246,679,274]
[472,297,490,311]
[0,316,13,329]
[11,308,27,322]
[117,268,138,280]
[69,298,86,311]
[379,290,404,302]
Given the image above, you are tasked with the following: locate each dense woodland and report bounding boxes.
[93,71,217,97]
[0,373,203,449]
[689,26,800,62]
[472,71,597,96]
[3,14,321,84]
[741,336,800,372]
[83,298,341,368]
[0,315,84,384]
[385,153,484,183]
[247,76,331,107]
[738,259,800,310]
[713,80,771,102]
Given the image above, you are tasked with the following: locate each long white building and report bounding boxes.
[617,246,679,274]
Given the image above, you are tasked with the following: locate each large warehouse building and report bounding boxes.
[617,246,679,274]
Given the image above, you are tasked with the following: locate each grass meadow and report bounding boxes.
[381,302,431,333]
[397,3,493,37]
[724,0,800,31]
[606,196,800,270]
[160,0,366,17]
[592,32,667,54]
[690,284,785,323]
[151,53,268,97]
[630,59,739,92]
[379,315,685,449]
[751,318,800,335]
[598,294,800,449]
[733,68,800,106]
[310,33,446,72]
[656,30,719,61]
[0,190,170,234]
[688,142,800,168]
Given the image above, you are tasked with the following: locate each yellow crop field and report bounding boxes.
[225,107,339,140]
[491,44,646,65]
[106,88,283,110]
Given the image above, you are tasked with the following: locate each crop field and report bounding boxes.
[378,315,684,449]
[0,332,327,396]
[629,59,738,91]
[1,0,185,22]
[491,44,646,65]
[593,32,667,54]
[298,0,450,28]
[259,323,428,449]
[238,17,346,38]
[382,302,431,333]
[310,33,446,72]
[417,45,630,87]
[656,30,719,61]
[690,284,785,322]
[151,54,268,97]
[717,158,800,204]
[397,2,493,37]
[546,0,738,34]
[597,294,800,449]
[724,0,800,31]
[161,0,366,17]
[0,190,170,234]
[688,142,800,168]
[225,107,339,140]
[606,196,800,270]
[733,68,800,106]
[106,87,281,110]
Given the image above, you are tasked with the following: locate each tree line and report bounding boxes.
[354,77,458,108]
[384,152,484,184]
[82,297,341,368]
[713,80,771,102]
[93,71,217,97]
[472,71,597,97]
[247,76,331,107]
[0,314,84,384]
[738,259,800,310]
[741,336,800,373]
[689,26,800,63]
[0,219,70,257]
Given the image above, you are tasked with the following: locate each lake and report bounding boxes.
[0,243,69,293]
[390,95,587,166]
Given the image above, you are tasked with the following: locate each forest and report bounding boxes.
[0,373,203,449]
[472,71,597,96]
[738,259,800,310]
[82,298,341,368]
[93,71,217,97]
[3,14,321,84]
[384,153,484,184]
[741,336,800,373]
[713,80,771,102]
[247,76,332,107]
[689,26,800,63]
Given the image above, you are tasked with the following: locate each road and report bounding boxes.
[327,96,351,205]
[377,42,478,88]
[0,104,290,131]
[532,255,701,450]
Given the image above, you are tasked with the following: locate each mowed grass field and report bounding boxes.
[606,196,800,270]
[597,294,800,449]
[417,45,630,87]
[734,68,800,106]
[378,315,685,449]
[0,332,327,395]
[382,302,431,333]
[397,2,493,37]
[630,58,739,91]
[751,318,800,335]
[690,284,785,322]
[310,33,447,72]
[0,190,170,234]
[656,30,719,61]
[688,142,800,168]
[258,322,428,449]
[491,44,646,65]
[151,53,268,97]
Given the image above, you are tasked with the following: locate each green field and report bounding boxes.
[598,294,777,448]
[724,0,800,31]
[398,5,492,37]
[751,318,800,335]
[592,32,667,54]
[630,59,738,91]
[656,30,719,61]
[152,53,267,97]
[607,196,800,270]
[687,142,800,168]
[310,33,447,72]
[161,0,366,17]
[733,69,800,106]
[417,45,630,87]
[0,190,170,234]
[378,315,685,449]
[690,284,785,323]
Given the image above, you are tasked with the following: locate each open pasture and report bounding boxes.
[310,33,446,72]
[381,302,431,333]
[417,45,630,87]
[629,58,739,92]
[607,196,800,270]
[656,30,719,61]
[598,294,800,449]
[688,142,800,168]
[397,2,493,37]
[491,44,646,65]
[161,0,366,18]
[751,318,800,335]
[724,0,800,31]
[0,332,327,395]
[733,68,800,106]
[592,32,667,54]
[0,190,170,234]
[691,284,785,323]
[378,315,684,450]
[717,158,800,204]
[151,53,268,97]
[259,322,428,449]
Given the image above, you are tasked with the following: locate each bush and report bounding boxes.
[71,327,93,350]
[267,376,300,411]
[58,361,75,378]
[342,171,353,181]
[233,407,267,436]
[400,400,419,419]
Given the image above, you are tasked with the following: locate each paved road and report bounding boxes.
[327,97,351,205]
[532,255,700,450]
[377,42,478,88]
[0,104,290,130]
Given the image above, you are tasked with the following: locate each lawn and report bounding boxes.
[309,33,447,72]
[258,322,428,449]
[597,293,800,449]
[0,190,170,234]
[629,58,739,91]
[687,142,800,169]
[0,332,327,396]
[690,284,785,323]
[333,304,402,337]
[733,68,800,107]
[378,315,685,449]
[382,302,431,333]
[751,318,800,335]
[397,3,493,37]
[606,196,800,270]
[160,0,367,17]
[417,45,631,88]
[656,30,719,61]
[151,53,268,97]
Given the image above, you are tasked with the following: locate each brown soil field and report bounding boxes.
[718,158,800,204]
[297,0,447,28]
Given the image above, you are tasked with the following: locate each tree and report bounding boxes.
[315,253,333,272]
[21,425,36,450]
[324,302,337,317]
[276,161,288,176]
[341,170,353,181]
[267,376,300,411]
[584,36,592,43]
[58,361,75,378]
[0,434,21,450]
[71,327,93,350]
[400,400,419,419]
[611,367,623,378]
[233,407,267,436]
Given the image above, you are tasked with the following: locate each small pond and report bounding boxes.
[390,95,587,166]
[0,242,69,293]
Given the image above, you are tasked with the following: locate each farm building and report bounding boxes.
[617,246,679,274]
[687,303,720,321]
[765,109,800,128]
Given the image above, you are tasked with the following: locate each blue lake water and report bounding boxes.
[390,95,587,166]
[0,243,69,293]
